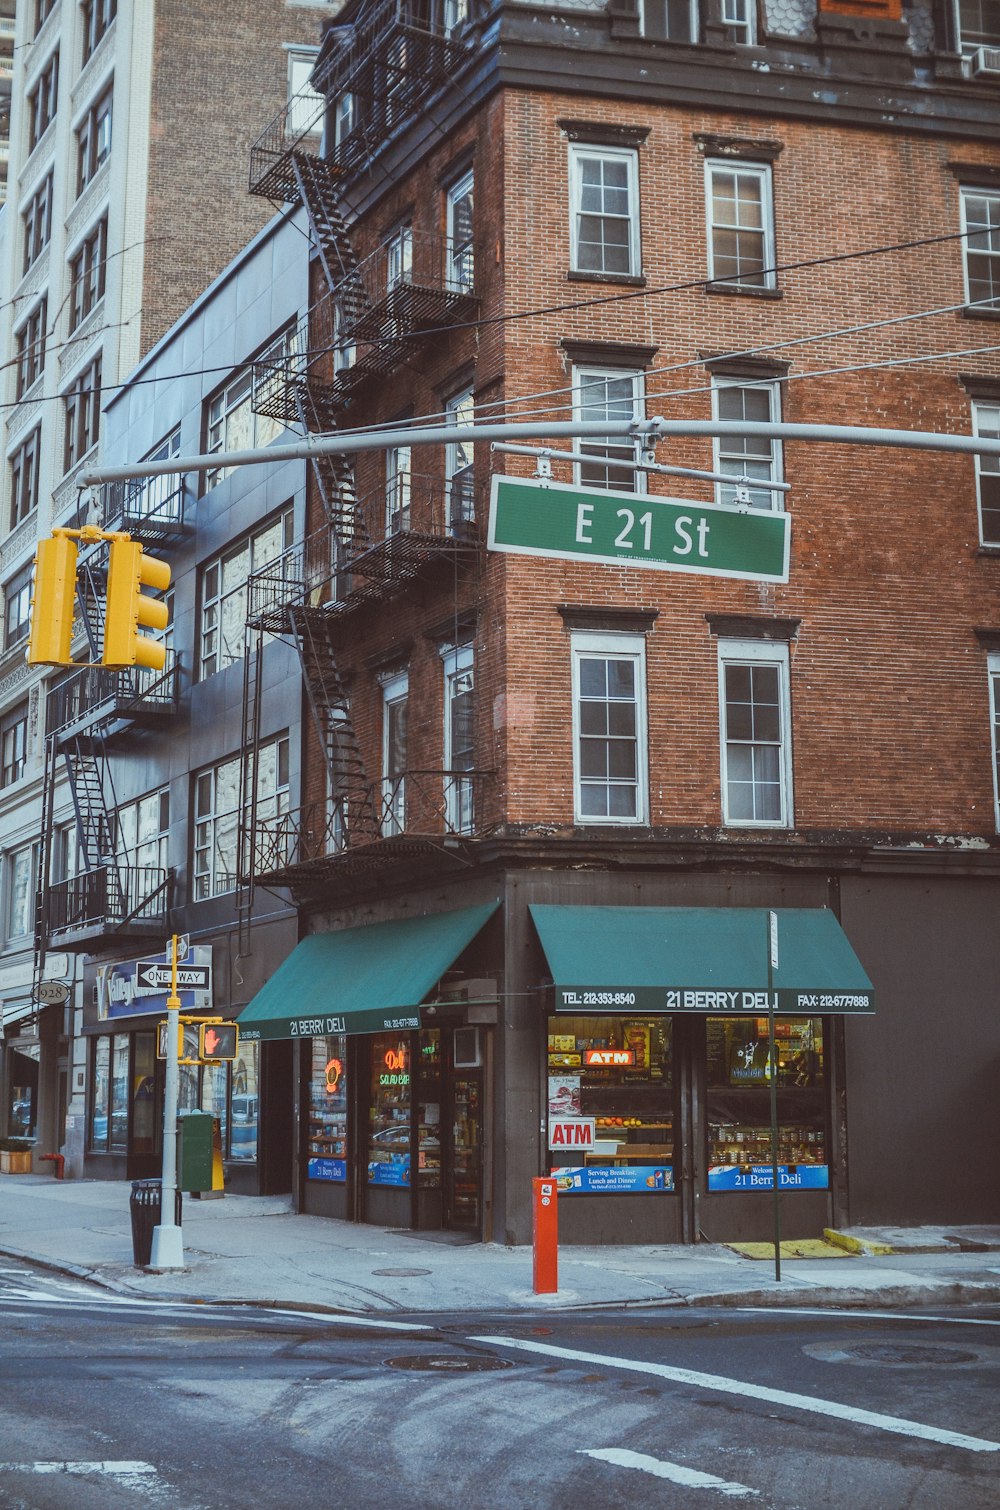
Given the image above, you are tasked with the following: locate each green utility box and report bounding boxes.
[177,1111,214,1193]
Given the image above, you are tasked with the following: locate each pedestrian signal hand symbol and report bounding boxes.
[200,1023,238,1061]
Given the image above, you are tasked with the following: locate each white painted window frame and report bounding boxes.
[717,638,793,829]
[704,159,775,290]
[989,652,1000,832]
[572,364,646,493]
[711,377,784,512]
[442,642,475,834]
[568,143,641,278]
[571,630,649,826]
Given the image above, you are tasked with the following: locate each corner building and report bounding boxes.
[234,0,1000,1242]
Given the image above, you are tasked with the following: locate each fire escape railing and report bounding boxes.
[47,865,172,936]
[99,471,186,544]
[46,653,179,738]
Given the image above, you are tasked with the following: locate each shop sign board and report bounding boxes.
[556,988,874,1014]
[488,476,790,584]
[307,1157,347,1183]
[97,945,213,1020]
[553,1165,674,1194]
[32,979,70,1005]
[707,1164,830,1192]
[548,1117,596,1151]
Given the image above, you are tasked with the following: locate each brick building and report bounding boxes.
[0,0,336,1172]
[225,0,1000,1244]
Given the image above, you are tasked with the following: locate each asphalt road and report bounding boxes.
[0,1257,997,1509]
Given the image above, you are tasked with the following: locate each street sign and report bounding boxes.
[32,980,70,1005]
[136,962,211,992]
[488,475,790,583]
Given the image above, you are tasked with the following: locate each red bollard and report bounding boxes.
[532,1176,558,1294]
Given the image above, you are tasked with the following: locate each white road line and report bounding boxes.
[0,1461,156,1476]
[469,1335,1000,1455]
[738,1307,1000,1328]
[580,1448,758,1497]
[0,1294,429,1329]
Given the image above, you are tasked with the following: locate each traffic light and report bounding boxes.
[157,1018,202,1063]
[103,537,171,670]
[27,533,79,666]
[200,1022,239,1061]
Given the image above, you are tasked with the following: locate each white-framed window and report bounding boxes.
[442,0,469,34]
[573,366,645,493]
[639,0,697,40]
[193,735,288,900]
[569,145,641,278]
[445,386,474,530]
[956,0,1000,54]
[4,563,33,652]
[717,639,793,828]
[385,445,411,535]
[287,47,323,136]
[989,653,1000,831]
[199,508,294,679]
[82,0,117,65]
[333,91,357,150]
[10,428,41,530]
[7,843,37,941]
[204,332,293,490]
[571,631,648,825]
[381,671,408,837]
[705,160,775,290]
[722,0,756,44]
[712,378,783,511]
[973,401,1000,545]
[446,169,474,292]
[386,222,413,291]
[115,788,169,873]
[76,81,112,196]
[961,188,1000,311]
[0,703,29,790]
[442,643,474,834]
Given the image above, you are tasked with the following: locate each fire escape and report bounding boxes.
[34,474,185,967]
[240,0,489,902]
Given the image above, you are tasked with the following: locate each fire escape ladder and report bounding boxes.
[61,737,124,915]
[291,153,369,326]
[75,552,107,661]
[286,605,380,845]
[293,383,367,554]
[32,732,59,981]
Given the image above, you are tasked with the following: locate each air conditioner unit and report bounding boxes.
[971,45,1000,76]
[453,1026,481,1069]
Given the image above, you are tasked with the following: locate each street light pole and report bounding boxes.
[149,933,184,1270]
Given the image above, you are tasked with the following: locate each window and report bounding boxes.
[573,366,644,492]
[22,173,54,274]
[28,52,59,152]
[287,47,323,135]
[116,788,169,873]
[76,83,113,196]
[569,146,640,278]
[15,299,47,400]
[63,355,102,472]
[446,169,474,292]
[990,654,1000,830]
[35,0,58,34]
[82,0,116,63]
[445,386,474,530]
[229,1041,260,1163]
[381,671,408,836]
[69,217,108,331]
[4,565,33,651]
[0,704,29,789]
[717,639,792,827]
[385,445,411,535]
[10,430,41,529]
[7,844,37,941]
[705,161,775,290]
[961,188,1000,311]
[386,221,413,291]
[956,0,1000,53]
[306,1034,348,1180]
[707,1016,826,1189]
[640,0,696,40]
[333,91,357,150]
[712,378,783,511]
[443,644,474,833]
[90,1033,130,1152]
[204,336,291,490]
[973,402,1000,545]
[443,0,469,34]
[193,735,289,899]
[200,509,293,679]
[571,631,648,824]
[722,0,756,44]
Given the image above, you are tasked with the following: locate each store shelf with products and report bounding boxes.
[709,1121,826,1167]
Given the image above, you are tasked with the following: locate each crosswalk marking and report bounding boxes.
[580,1448,758,1497]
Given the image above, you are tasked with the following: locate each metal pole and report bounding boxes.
[767,910,781,1285]
[149,934,184,1270]
[80,417,1000,487]
[489,441,792,493]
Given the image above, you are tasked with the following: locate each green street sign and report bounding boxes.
[488,476,790,583]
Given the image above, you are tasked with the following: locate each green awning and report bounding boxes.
[530,905,874,1015]
[238,902,500,1042]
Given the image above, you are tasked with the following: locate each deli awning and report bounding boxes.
[530,905,874,1014]
[237,902,500,1042]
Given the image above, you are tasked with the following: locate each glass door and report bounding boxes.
[445,1073,482,1233]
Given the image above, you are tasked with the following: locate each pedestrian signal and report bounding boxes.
[27,532,79,666]
[103,537,171,670]
[200,1022,239,1061]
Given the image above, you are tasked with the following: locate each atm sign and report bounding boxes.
[583,1049,634,1067]
[548,1118,596,1151]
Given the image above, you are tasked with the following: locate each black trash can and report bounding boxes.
[129,1180,182,1267]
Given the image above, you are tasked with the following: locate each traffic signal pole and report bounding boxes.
[149,933,184,1271]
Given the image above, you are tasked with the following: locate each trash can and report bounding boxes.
[129,1179,182,1267]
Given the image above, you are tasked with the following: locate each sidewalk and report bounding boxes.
[2,1175,999,1315]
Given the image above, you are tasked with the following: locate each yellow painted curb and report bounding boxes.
[725,1239,850,1260]
[824,1228,895,1256]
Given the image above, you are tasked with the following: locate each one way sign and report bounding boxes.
[135,962,212,992]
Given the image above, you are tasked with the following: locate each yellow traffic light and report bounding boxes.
[27,532,79,666]
[103,537,171,670]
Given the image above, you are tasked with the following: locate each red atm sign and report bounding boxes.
[549,1117,597,1151]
